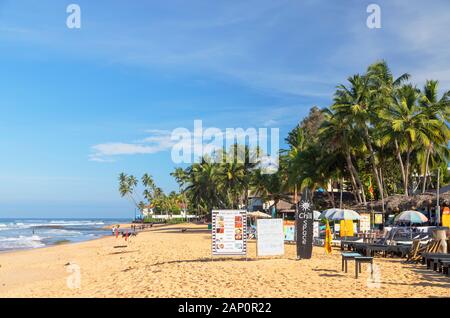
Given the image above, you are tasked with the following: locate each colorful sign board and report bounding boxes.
[374,213,383,225]
[442,207,450,228]
[212,210,247,256]
[257,219,284,256]
[339,220,354,237]
[283,220,295,241]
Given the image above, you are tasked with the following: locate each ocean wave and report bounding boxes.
[48,220,105,226]
[0,235,46,250]
[44,229,82,236]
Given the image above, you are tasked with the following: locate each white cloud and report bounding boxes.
[90,130,175,162]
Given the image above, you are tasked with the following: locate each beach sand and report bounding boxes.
[0,223,448,298]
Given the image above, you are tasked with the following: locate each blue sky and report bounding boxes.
[0,0,449,218]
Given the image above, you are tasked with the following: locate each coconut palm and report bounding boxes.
[419,80,450,192]
[379,84,446,195]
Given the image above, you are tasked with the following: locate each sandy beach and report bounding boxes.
[0,223,448,298]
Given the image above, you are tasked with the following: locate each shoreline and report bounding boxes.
[0,233,111,256]
[0,220,135,255]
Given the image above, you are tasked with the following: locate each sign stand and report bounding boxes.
[295,188,314,260]
[211,210,248,260]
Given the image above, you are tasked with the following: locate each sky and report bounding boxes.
[0,0,449,218]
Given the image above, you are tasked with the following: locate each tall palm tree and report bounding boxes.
[419,80,450,192]
[332,74,387,207]
[319,109,367,205]
[379,84,445,195]
[118,173,139,209]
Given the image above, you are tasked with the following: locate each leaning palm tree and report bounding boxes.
[118,173,139,209]
[332,74,387,207]
[319,108,367,205]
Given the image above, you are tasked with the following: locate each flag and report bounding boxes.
[325,220,332,254]
[368,176,374,199]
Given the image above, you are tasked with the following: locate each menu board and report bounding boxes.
[359,213,371,232]
[257,219,284,256]
[212,210,247,256]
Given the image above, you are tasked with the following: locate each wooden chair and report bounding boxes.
[404,240,420,263]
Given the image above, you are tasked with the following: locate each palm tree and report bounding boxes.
[319,108,367,205]
[118,173,139,210]
[171,167,189,218]
[379,84,445,195]
[332,74,387,206]
[419,80,450,192]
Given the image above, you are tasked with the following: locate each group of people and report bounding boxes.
[110,224,140,242]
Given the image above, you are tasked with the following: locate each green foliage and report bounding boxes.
[120,61,449,216]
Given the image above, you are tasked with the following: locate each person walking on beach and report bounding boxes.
[111,226,116,236]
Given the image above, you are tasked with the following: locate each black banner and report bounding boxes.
[295,189,314,259]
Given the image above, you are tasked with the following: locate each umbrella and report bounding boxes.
[320,208,342,220]
[313,210,321,220]
[329,209,360,221]
[394,211,428,224]
[248,211,272,219]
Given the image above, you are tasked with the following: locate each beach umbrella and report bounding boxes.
[394,211,428,224]
[320,208,342,220]
[329,209,360,221]
[248,211,272,219]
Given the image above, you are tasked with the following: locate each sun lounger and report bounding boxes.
[421,253,450,269]
[440,260,450,276]
[406,240,441,264]
[430,256,450,272]
[404,240,421,263]
[387,245,410,258]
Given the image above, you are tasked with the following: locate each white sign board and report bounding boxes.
[257,219,284,256]
[212,210,247,256]
[313,221,319,238]
[359,213,371,232]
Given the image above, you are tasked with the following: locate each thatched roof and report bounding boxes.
[277,199,295,212]
[357,191,450,213]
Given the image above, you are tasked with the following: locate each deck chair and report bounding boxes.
[404,240,421,263]
[419,240,442,265]
[407,240,440,264]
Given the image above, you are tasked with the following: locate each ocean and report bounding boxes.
[0,218,130,252]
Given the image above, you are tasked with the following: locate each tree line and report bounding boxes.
[119,61,449,215]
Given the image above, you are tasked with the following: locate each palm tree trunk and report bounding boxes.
[348,169,361,204]
[363,127,384,212]
[422,146,432,193]
[345,151,366,205]
[405,149,412,196]
[394,139,407,194]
